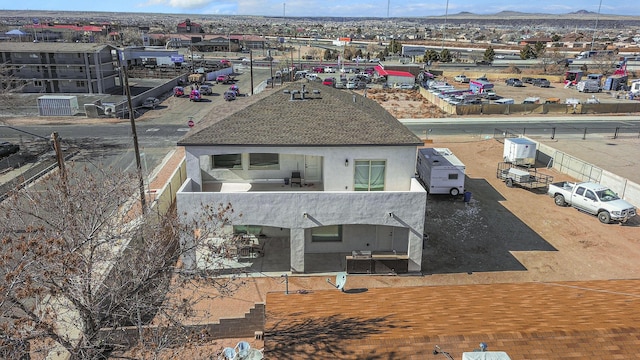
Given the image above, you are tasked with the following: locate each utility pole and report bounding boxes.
[0,125,65,180]
[50,132,66,182]
[290,48,294,81]
[441,0,449,50]
[122,61,147,213]
[590,0,603,52]
[250,50,254,95]
[270,58,274,88]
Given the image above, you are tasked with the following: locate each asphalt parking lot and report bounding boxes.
[449,75,637,105]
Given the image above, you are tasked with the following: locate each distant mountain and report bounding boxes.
[569,10,597,15]
[452,12,474,16]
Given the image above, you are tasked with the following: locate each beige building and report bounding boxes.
[0,42,119,94]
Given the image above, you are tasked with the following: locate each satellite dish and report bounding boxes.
[335,272,347,290]
[327,272,348,292]
[244,348,264,360]
[222,347,237,360]
[236,341,251,358]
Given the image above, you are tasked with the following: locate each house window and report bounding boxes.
[233,225,262,235]
[76,81,85,87]
[212,154,242,169]
[354,160,385,191]
[311,225,343,242]
[448,173,458,180]
[33,80,43,87]
[249,153,279,170]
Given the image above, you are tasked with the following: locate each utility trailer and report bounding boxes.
[496,162,553,191]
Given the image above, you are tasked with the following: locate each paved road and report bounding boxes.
[0,67,274,179]
[402,117,640,140]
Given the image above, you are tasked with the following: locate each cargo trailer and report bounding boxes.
[503,138,536,167]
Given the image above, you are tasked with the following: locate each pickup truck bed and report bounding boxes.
[547,181,637,223]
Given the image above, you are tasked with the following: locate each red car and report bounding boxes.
[322,77,336,87]
[312,66,325,73]
[173,86,185,97]
[189,89,201,102]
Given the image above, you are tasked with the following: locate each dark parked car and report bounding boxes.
[505,78,523,87]
[199,84,213,95]
[141,97,160,109]
[522,77,535,84]
[0,142,20,157]
[223,90,236,101]
[533,78,551,87]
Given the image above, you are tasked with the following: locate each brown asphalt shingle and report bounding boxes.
[265,279,640,359]
[177,82,422,147]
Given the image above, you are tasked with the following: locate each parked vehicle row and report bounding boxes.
[532,78,551,87]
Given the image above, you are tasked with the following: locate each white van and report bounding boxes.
[495,98,515,104]
[628,79,639,96]
[294,70,308,80]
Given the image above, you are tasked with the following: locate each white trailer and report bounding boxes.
[630,79,640,96]
[503,138,537,167]
[417,148,466,196]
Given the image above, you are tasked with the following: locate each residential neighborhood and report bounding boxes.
[0,7,640,360]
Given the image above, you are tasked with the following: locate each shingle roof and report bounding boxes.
[177,82,422,147]
[264,279,640,359]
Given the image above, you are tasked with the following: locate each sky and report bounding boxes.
[2,0,637,18]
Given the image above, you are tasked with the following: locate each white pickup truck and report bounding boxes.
[548,181,637,224]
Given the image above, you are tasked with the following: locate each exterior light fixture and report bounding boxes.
[345,159,349,167]
[388,212,394,218]
[303,212,308,219]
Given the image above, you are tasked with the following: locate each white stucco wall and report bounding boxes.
[184,145,418,192]
[177,178,427,272]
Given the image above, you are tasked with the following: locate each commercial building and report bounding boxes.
[0,42,119,94]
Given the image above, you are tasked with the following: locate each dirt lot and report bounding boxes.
[362,84,638,120]
[420,137,640,283]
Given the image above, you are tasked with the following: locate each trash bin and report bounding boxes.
[463,191,472,203]
[284,177,290,185]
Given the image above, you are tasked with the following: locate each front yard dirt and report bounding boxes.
[420,137,640,283]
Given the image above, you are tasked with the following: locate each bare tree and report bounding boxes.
[0,61,27,113]
[590,53,621,77]
[307,47,319,60]
[0,163,242,359]
[538,48,570,75]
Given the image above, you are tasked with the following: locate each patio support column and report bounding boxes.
[407,231,423,273]
[184,150,202,191]
[290,228,305,273]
